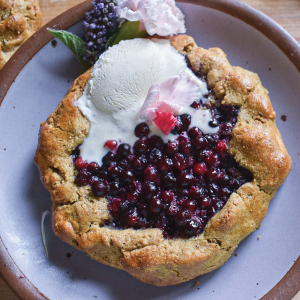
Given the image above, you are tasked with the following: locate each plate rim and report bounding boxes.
[0,0,299,299]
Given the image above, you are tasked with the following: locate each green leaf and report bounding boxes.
[105,22,121,50]
[47,28,92,73]
[105,30,119,50]
[41,210,51,258]
[109,21,148,47]
[47,28,86,60]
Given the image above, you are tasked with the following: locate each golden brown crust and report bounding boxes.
[35,34,292,286]
[0,0,42,70]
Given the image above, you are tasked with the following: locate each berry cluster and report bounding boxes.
[72,107,252,238]
[82,0,118,64]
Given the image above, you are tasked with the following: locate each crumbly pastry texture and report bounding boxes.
[0,0,42,70]
[35,34,292,286]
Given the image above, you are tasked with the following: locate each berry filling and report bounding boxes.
[72,65,253,239]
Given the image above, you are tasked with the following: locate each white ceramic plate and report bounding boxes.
[0,1,299,299]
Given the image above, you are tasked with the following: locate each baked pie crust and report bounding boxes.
[35,34,291,286]
[0,0,42,70]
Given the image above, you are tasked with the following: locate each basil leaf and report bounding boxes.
[47,28,86,60]
[47,28,92,73]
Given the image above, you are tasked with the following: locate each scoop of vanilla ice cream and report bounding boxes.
[85,38,188,114]
[74,38,211,163]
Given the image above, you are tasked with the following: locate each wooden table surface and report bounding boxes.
[1,0,300,299]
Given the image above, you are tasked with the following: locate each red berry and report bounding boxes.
[75,169,90,185]
[102,151,116,166]
[74,157,88,170]
[193,162,207,176]
[133,138,149,154]
[173,153,187,171]
[205,168,220,182]
[132,155,147,170]
[162,173,177,190]
[144,166,159,182]
[126,209,139,226]
[161,191,174,203]
[148,135,164,148]
[127,214,139,226]
[126,190,141,204]
[192,136,208,150]
[122,169,135,184]
[199,197,210,208]
[182,199,197,212]
[189,186,204,199]
[174,210,190,226]
[149,197,164,213]
[92,180,107,197]
[205,153,219,167]
[104,140,118,150]
[188,127,203,139]
[158,157,173,173]
[108,198,122,214]
[215,140,228,155]
[149,148,162,163]
[164,141,178,156]
[177,172,194,188]
[117,143,131,157]
[142,181,158,201]
[135,123,150,138]
[87,162,100,175]
[166,201,180,216]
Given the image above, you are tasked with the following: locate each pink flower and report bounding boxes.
[153,111,177,135]
[118,0,186,36]
[138,71,202,121]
